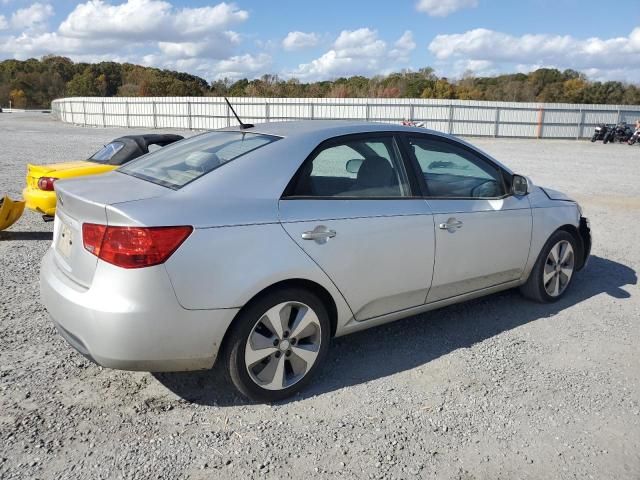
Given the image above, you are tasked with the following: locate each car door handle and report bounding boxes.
[301,226,336,243]
[439,218,463,231]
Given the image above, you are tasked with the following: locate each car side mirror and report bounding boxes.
[346,159,364,174]
[512,174,531,196]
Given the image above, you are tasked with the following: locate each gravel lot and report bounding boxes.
[1,112,639,480]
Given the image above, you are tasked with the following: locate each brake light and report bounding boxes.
[38,177,58,191]
[82,224,107,255]
[82,224,193,269]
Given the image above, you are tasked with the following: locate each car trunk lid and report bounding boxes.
[26,161,113,189]
[52,172,169,287]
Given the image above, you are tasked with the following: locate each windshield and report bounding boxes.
[89,142,125,162]
[119,131,279,189]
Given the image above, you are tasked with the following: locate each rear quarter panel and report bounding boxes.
[163,223,354,330]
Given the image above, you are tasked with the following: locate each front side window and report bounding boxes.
[408,136,506,198]
[120,131,279,189]
[89,142,124,163]
[286,136,411,198]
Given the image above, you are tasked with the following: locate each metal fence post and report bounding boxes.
[152,101,157,129]
[310,103,314,120]
[494,107,500,137]
[409,104,414,121]
[536,108,544,139]
[577,109,584,139]
[365,103,370,121]
[187,101,192,130]
[125,100,130,128]
[265,102,270,122]
[101,101,106,127]
[447,105,454,134]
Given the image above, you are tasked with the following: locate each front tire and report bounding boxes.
[520,231,577,303]
[224,287,331,402]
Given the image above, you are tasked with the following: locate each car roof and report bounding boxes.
[220,120,438,139]
[217,120,512,175]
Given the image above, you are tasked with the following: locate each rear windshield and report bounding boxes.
[119,131,279,189]
[90,142,124,162]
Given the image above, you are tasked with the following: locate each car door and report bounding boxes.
[402,134,532,303]
[279,133,435,321]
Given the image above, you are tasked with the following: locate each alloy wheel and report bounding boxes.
[245,301,322,391]
[543,240,575,297]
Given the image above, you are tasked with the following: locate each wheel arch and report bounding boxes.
[556,224,587,270]
[218,278,339,358]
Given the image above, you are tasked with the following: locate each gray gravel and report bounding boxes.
[1,112,639,480]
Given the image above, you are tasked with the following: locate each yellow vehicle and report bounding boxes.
[24,160,116,216]
[1,134,183,230]
[0,196,25,231]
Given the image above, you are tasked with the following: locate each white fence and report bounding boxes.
[51,97,640,139]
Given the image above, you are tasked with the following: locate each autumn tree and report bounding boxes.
[9,89,27,108]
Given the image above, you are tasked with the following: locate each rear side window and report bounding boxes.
[90,142,124,162]
[286,136,411,198]
[120,132,279,189]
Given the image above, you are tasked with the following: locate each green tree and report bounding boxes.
[66,70,99,96]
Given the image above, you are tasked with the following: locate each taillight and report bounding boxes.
[82,224,193,269]
[82,224,107,255]
[38,177,58,191]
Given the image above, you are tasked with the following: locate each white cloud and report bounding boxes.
[0,15,8,30]
[158,32,240,59]
[0,31,117,57]
[289,28,415,80]
[0,0,258,81]
[333,28,386,57]
[210,53,272,79]
[416,0,477,17]
[290,28,387,79]
[11,2,54,30]
[429,27,640,81]
[282,31,319,51]
[172,3,248,35]
[389,30,416,61]
[59,0,247,41]
[395,30,416,51]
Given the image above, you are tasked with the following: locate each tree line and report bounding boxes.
[2,56,639,109]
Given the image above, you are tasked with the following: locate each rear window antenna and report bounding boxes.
[224,97,254,129]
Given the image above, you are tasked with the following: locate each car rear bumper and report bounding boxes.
[40,248,238,371]
[23,186,56,216]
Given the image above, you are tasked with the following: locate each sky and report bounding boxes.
[0,0,639,83]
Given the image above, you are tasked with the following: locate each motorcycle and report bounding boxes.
[603,122,633,144]
[628,127,640,145]
[591,123,610,142]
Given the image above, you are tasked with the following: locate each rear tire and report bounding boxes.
[520,230,577,303]
[223,287,331,402]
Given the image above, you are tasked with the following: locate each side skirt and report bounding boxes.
[336,280,522,337]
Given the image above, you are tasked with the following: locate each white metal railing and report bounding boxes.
[50,96,640,139]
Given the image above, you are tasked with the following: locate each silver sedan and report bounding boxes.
[40,121,591,402]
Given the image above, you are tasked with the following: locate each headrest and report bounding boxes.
[357,156,394,188]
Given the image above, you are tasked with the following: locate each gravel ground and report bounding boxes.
[1,112,639,480]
